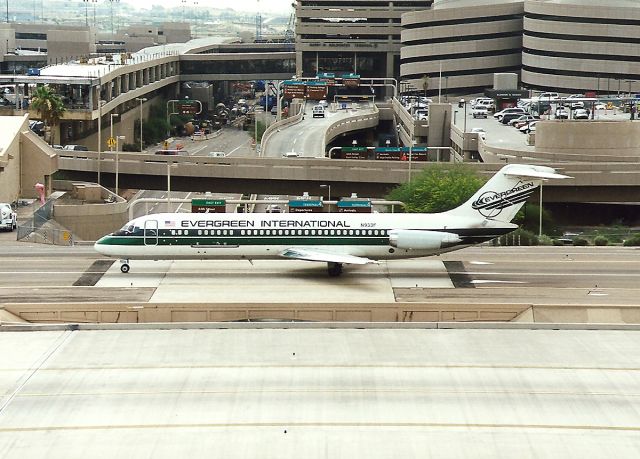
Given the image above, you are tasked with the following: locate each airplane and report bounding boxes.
[94,164,569,276]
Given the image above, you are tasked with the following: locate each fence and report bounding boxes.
[16,199,73,246]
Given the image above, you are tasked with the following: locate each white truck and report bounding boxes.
[0,203,16,231]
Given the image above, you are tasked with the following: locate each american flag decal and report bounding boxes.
[164,220,175,227]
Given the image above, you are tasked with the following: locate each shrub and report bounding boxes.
[497,228,539,246]
[538,235,553,246]
[623,235,640,246]
[572,237,589,246]
[593,236,609,246]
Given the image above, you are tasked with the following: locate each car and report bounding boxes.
[282,151,299,158]
[573,109,589,120]
[312,105,325,118]
[318,99,329,107]
[555,107,569,119]
[471,97,492,108]
[594,103,607,110]
[520,121,537,134]
[415,109,428,120]
[270,105,278,115]
[472,107,488,118]
[569,100,584,109]
[536,92,559,100]
[0,203,17,231]
[470,127,486,140]
[493,107,526,121]
[208,151,226,158]
[63,144,89,151]
[508,114,538,126]
[472,99,494,111]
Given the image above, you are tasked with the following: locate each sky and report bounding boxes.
[124,0,293,14]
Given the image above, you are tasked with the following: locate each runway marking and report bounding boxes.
[73,260,115,286]
[470,280,526,285]
[228,140,250,155]
[1,421,639,434]
[15,388,640,398]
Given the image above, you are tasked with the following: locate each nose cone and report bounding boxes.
[94,236,110,255]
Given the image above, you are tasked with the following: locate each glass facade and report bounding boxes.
[302,52,387,78]
[180,58,296,76]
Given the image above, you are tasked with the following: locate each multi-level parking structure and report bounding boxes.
[400,0,524,97]
[522,0,640,96]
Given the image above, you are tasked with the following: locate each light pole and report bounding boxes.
[136,97,147,152]
[115,135,125,196]
[97,100,105,185]
[254,106,263,154]
[83,0,88,26]
[408,139,416,182]
[109,113,119,152]
[320,184,331,203]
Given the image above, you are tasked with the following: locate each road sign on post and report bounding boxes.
[107,137,116,148]
[191,199,226,213]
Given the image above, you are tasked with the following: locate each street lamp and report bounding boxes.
[115,135,125,196]
[254,106,263,154]
[408,139,416,182]
[136,97,147,152]
[319,184,331,203]
[96,100,106,185]
[109,113,119,152]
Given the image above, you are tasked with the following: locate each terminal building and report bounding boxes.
[399,0,640,97]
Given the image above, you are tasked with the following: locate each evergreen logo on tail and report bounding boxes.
[471,181,536,218]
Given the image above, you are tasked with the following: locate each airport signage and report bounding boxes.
[317,73,336,85]
[484,89,528,99]
[191,199,226,213]
[341,73,360,88]
[342,147,367,153]
[306,81,328,100]
[178,100,199,115]
[283,81,306,99]
[288,199,323,213]
[337,199,372,213]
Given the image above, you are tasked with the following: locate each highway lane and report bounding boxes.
[264,102,377,158]
[0,243,639,307]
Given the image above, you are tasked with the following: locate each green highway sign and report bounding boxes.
[192,199,226,206]
[342,147,367,153]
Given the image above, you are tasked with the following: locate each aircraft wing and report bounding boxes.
[279,248,377,265]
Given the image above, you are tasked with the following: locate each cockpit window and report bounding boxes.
[113,224,142,236]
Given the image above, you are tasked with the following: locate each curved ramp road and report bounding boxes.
[264,102,377,158]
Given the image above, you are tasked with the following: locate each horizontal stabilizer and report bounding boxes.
[280,248,377,265]
[503,166,572,180]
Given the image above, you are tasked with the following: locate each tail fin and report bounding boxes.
[446,164,571,223]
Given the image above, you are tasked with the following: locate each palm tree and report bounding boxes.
[31,85,66,145]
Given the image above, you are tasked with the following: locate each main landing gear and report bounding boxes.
[120,259,130,273]
[327,262,343,277]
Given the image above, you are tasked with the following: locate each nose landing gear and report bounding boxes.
[120,259,130,273]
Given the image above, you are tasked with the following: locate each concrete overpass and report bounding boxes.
[56,150,640,203]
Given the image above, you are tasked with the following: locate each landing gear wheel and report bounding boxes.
[327,262,343,277]
[120,263,130,273]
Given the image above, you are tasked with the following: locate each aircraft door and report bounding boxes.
[144,219,159,246]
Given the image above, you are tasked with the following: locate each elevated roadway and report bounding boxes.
[57,150,640,203]
[263,101,379,158]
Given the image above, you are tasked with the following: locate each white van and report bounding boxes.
[312,105,325,118]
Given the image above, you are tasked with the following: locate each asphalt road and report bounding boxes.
[0,239,638,307]
[264,102,377,158]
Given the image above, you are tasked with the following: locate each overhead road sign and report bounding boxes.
[288,199,323,213]
[191,199,226,213]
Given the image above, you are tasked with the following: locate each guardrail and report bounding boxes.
[261,100,307,156]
